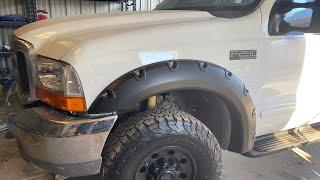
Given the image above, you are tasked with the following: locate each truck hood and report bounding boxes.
[14,10,214,60]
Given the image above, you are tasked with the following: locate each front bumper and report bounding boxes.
[6,93,117,177]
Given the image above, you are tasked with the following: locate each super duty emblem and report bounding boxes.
[230,50,257,60]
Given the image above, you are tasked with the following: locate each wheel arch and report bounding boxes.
[88,60,256,153]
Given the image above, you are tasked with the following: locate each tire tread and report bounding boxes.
[102,101,222,179]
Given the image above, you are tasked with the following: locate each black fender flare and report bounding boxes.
[89,60,256,153]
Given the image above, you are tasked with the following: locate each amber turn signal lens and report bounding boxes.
[36,87,87,112]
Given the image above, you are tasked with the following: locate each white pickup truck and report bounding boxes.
[5,0,320,179]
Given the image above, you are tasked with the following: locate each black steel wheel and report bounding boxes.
[101,105,222,180]
[135,146,196,180]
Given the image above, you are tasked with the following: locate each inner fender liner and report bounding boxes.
[89,60,256,153]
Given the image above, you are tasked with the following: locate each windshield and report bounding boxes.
[155,0,260,10]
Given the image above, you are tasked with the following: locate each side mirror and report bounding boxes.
[283,8,313,28]
[269,1,320,35]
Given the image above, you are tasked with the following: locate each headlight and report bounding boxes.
[36,57,86,112]
[37,58,64,92]
[37,57,83,96]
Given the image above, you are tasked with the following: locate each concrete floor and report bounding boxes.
[0,132,53,180]
[223,146,320,180]
[1,89,320,180]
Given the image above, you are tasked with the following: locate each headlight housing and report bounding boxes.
[37,57,83,96]
[37,58,64,92]
[36,57,86,112]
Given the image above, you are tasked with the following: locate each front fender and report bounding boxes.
[89,60,256,153]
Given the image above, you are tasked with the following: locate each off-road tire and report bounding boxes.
[101,105,222,180]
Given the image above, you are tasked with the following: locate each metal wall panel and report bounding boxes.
[0,0,24,47]
[66,0,82,15]
[79,0,96,14]
[0,0,28,47]
[34,0,129,16]
[95,1,110,13]
[0,28,3,47]
[0,0,27,18]
[0,0,17,16]
[1,28,12,47]
[49,0,67,17]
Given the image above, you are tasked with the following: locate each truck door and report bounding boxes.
[257,0,320,136]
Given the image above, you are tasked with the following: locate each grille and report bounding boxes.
[13,37,37,104]
[16,51,30,94]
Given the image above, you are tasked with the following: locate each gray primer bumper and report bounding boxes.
[7,97,117,177]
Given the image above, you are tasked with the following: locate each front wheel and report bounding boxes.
[101,107,222,180]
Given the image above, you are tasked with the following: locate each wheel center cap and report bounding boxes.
[159,171,176,180]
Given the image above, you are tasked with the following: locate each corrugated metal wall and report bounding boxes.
[0,0,161,78]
